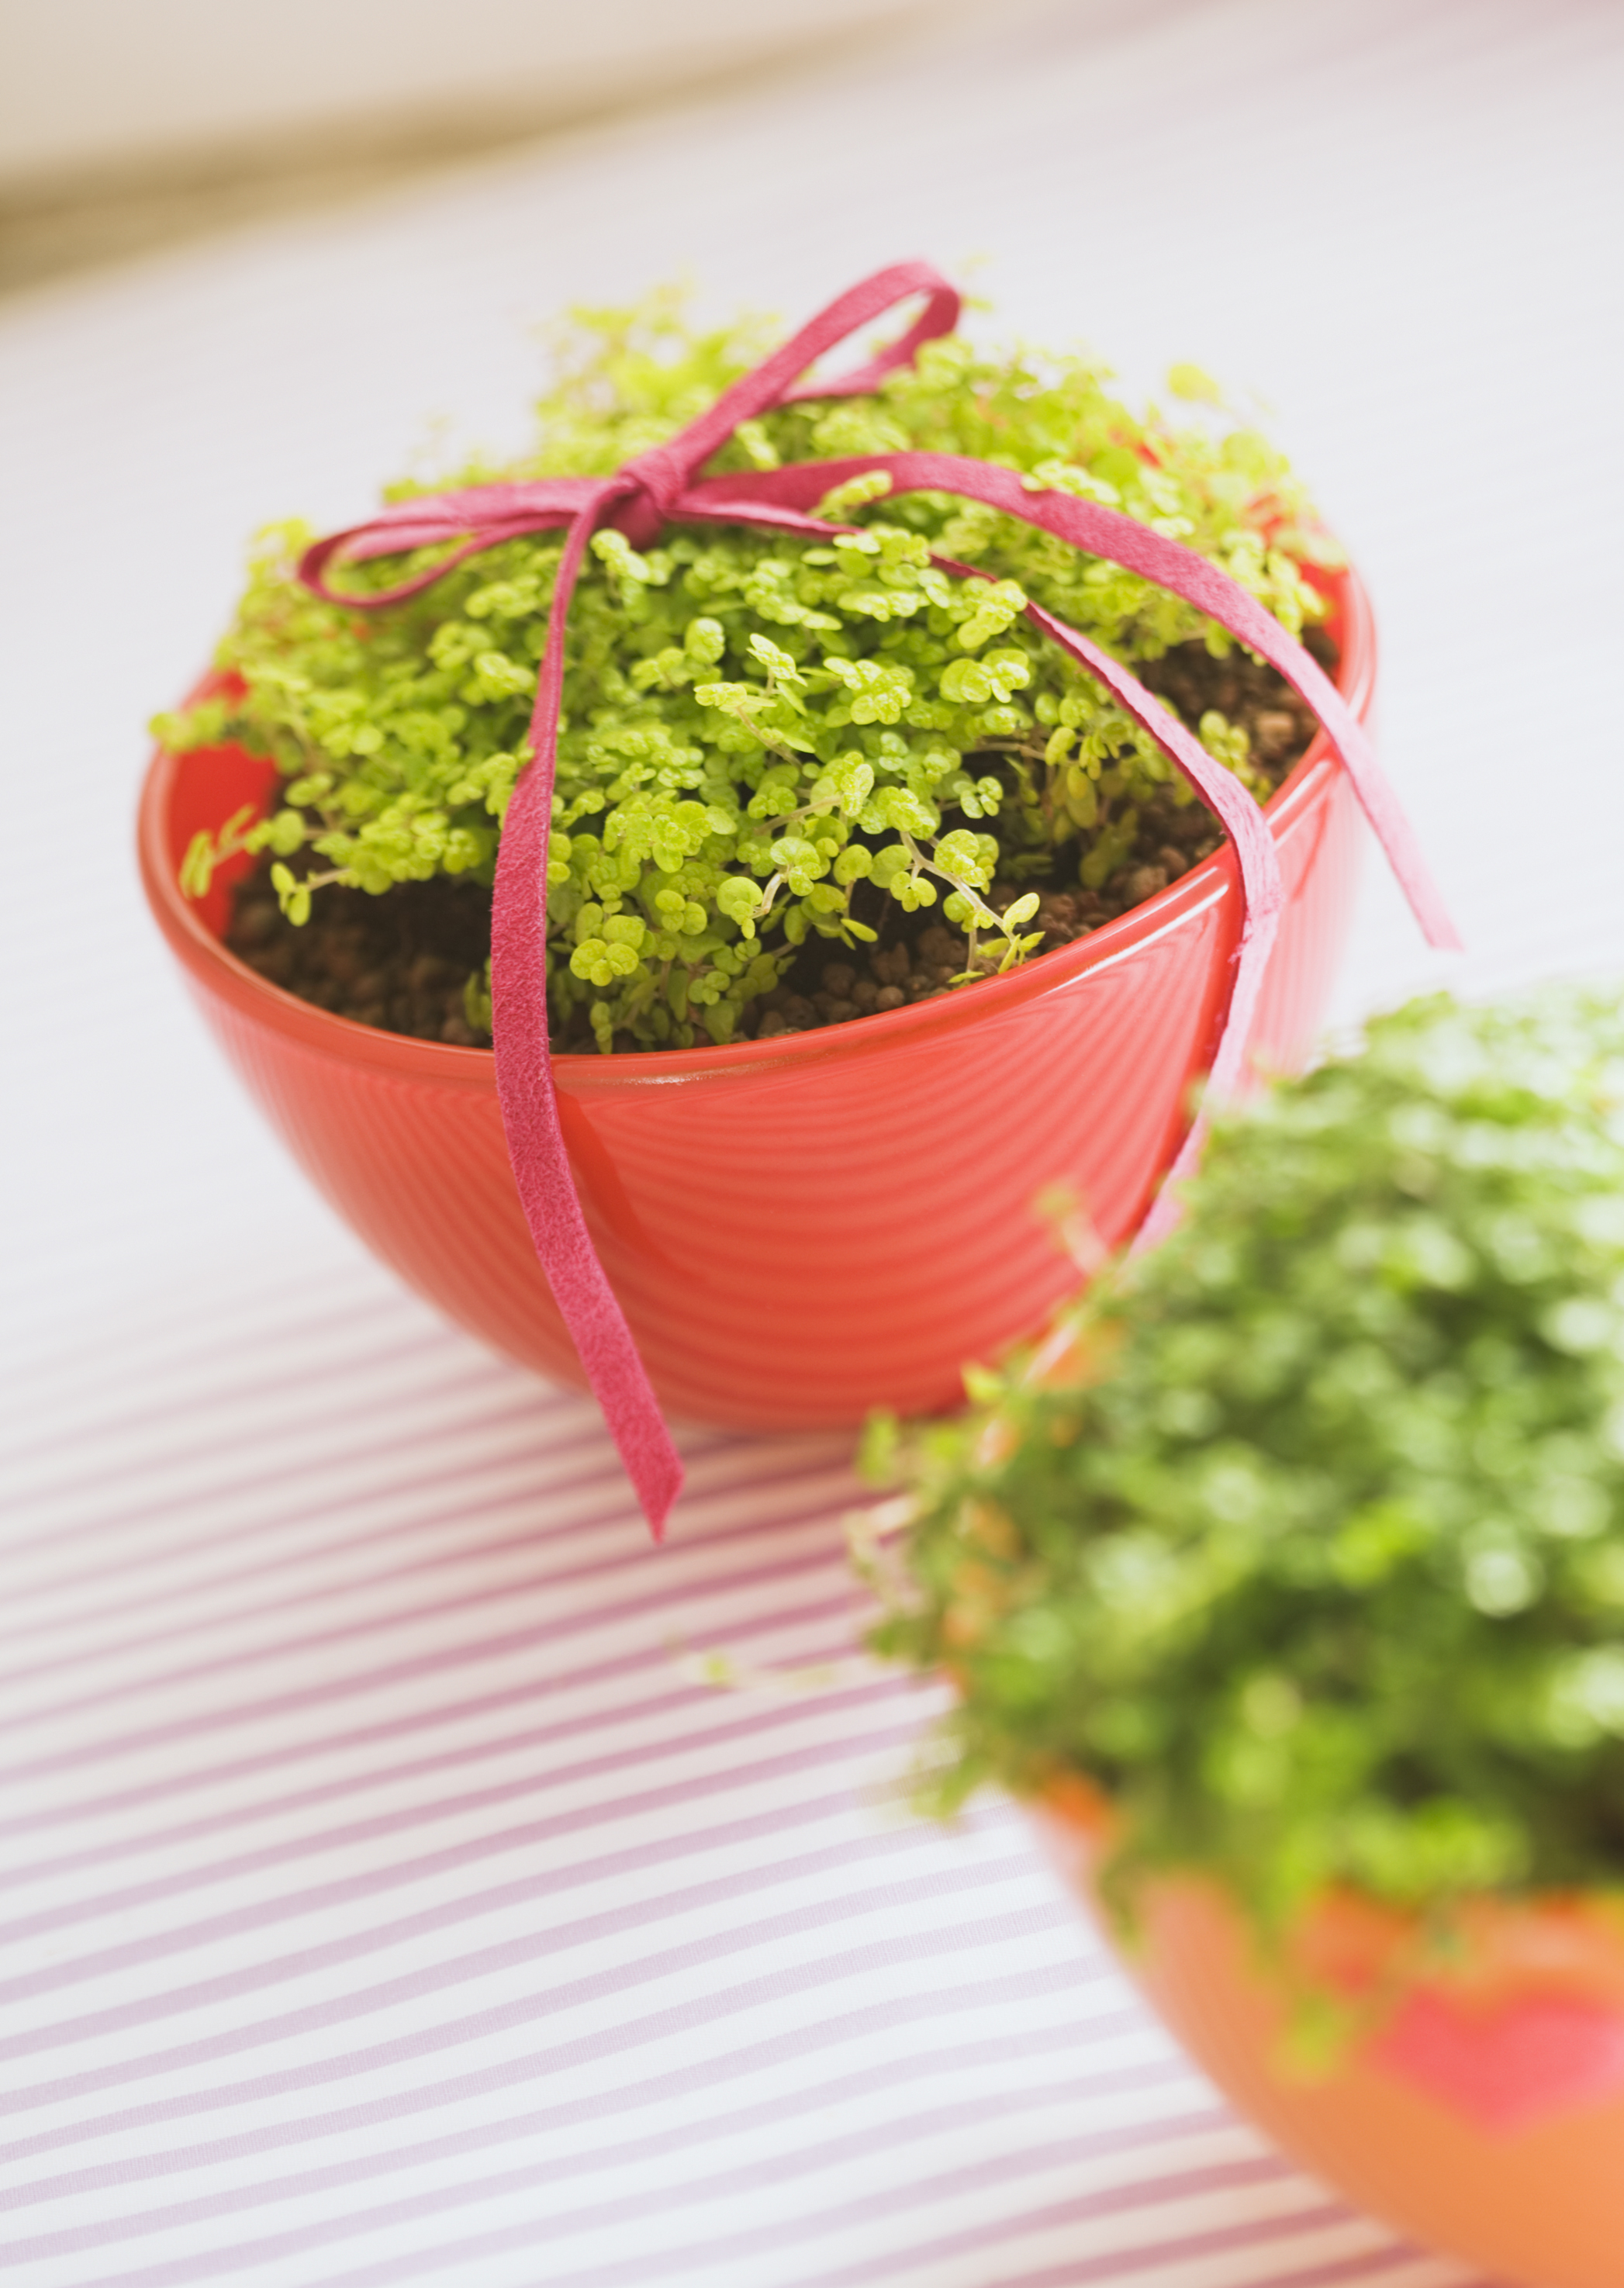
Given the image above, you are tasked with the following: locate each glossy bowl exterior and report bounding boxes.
[139,574,1373,1429]
[1034,1802,1624,2288]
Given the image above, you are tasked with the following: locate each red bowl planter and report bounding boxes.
[138,572,1373,1431]
[1034,1795,1624,2288]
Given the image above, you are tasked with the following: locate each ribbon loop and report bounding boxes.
[290,264,1458,1539]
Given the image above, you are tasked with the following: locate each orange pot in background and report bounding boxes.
[1033,1795,1624,2288]
[138,575,1372,1432]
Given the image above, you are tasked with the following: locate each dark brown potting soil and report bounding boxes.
[224,630,1337,1052]
[226,873,496,1046]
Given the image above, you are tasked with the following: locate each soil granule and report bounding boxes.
[225,630,1337,1052]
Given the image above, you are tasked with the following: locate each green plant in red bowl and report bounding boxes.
[866,990,1624,2288]
[142,263,1446,1526]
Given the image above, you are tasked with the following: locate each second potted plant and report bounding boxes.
[866,988,1624,2288]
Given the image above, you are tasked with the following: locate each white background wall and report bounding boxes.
[0,0,937,183]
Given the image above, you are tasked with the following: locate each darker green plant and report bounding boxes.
[867,991,1624,1941]
[156,286,1335,1052]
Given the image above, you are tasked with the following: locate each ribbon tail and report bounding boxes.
[490,500,684,1540]
[1133,905,1281,1251]
[1000,467,1465,955]
[1024,600,1286,1249]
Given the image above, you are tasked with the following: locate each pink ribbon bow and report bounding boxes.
[300,260,1460,1539]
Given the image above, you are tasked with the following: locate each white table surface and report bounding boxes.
[3,2,1621,2279]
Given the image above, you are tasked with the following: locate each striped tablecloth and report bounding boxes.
[3,0,1620,2276]
[2,1258,1473,2288]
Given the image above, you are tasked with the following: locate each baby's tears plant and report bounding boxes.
[868,992,1624,1944]
[157,286,1334,1052]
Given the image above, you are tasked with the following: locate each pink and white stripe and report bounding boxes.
[1,1260,1479,2286]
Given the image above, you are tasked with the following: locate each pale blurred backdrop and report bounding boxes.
[0,0,951,289]
[4,0,935,175]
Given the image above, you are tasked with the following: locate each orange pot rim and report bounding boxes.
[1032,1774,1624,2013]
